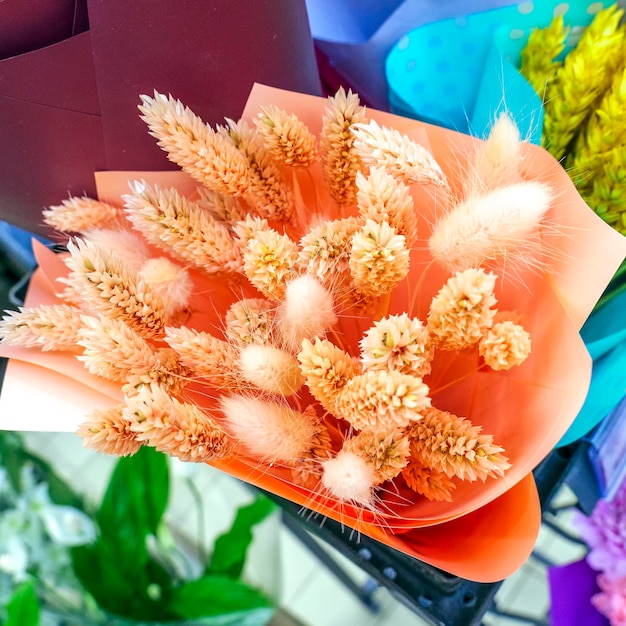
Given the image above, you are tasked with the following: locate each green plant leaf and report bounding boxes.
[168,575,273,619]
[6,580,40,626]
[208,496,276,579]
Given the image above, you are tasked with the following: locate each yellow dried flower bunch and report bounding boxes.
[0,86,546,516]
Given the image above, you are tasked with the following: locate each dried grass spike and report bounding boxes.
[43,196,124,233]
[238,344,304,395]
[77,405,142,457]
[402,460,456,501]
[226,298,275,347]
[321,450,377,505]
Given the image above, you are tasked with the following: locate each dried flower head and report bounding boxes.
[64,238,167,339]
[196,187,249,224]
[402,460,456,502]
[408,406,510,482]
[335,369,430,431]
[0,305,84,352]
[360,313,434,376]
[349,220,410,297]
[124,181,242,274]
[351,120,448,188]
[220,395,317,464]
[299,217,362,281]
[128,383,233,462]
[343,429,411,483]
[83,229,149,272]
[225,298,276,347]
[243,227,299,300]
[356,167,418,248]
[77,405,142,456]
[255,104,318,167]
[297,337,361,414]
[479,320,531,370]
[291,408,333,488]
[321,450,378,505]
[139,91,252,195]
[320,87,367,204]
[43,196,124,233]
[139,257,192,319]
[427,268,497,351]
[429,181,553,273]
[220,117,294,221]
[238,344,304,396]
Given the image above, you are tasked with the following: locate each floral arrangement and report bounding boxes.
[573,482,626,625]
[0,83,622,579]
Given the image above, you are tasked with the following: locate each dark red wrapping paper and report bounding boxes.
[0,0,321,237]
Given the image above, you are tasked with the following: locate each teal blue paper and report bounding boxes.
[385,0,613,140]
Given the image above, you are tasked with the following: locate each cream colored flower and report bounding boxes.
[351,120,448,188]
[43,196,124,233]
[243,228,299,300]
[238,344,304,396]
[77,405,142,457]
[320,87,367,204]
[128,384,234,462]
[196,187,249,224]
[299,217,361,281]
[225,298,275,347]
[479,321,531,370]
[343,429,411,484]
[64,238,166,339]
[220,117,294,221]
[297,337,361,414]
[356,167,418,248]
[123,181,242,274]
[139,91,252,195]
[427,268,497,350]
[335,369,430,431]
[360,313,433,376]
[402,460,456,502]
[254,105,318,167]
[0,305,83,352]
[349,220,410,297]
[407,406,510,482]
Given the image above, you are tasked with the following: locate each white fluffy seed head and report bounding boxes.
[139,257,193,318]
[238,344,304,396]
[84,229,149,271]
[429,181,553,273]
[321,450,377,505]
[277,274,337,352]
[220,395,316,463]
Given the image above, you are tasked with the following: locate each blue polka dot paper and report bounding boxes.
[386,0,613,142]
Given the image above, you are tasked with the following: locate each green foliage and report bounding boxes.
[5,580,40,626]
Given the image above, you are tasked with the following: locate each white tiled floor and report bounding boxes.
[22,432,588,626]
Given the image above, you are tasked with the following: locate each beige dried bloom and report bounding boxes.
[77,405,142,457]
[43,196,124,233]
[335,369,430,431]
[349,220,410,297]
[232,215,270,252]
[320,87,367,204]
[138,257,193,320]
[356,167,418,248]
[64,238,166,339]
[123,181,241,274]
[402,460,456,502]
[427,268,497,351]
[196,187,250,224]
[225,298,275,347]
[128,384,234,462]
[343,429,411,483]
[243,228,299,300]
[408,406,510,482]
[297,337,361,414]
[220,117,294,221]
[164,325,241,389]
[239,344,304,396]
[360,313,433,376]
[254,104,318,167]
[291,407,333,488]
[0,304,84,352]
[351,120,448,188]
[479,320,531,371]
[298,217,361,281]
[77,315,185,394]
[138,91,252,195]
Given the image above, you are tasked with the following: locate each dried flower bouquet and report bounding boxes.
[1,84,624,578]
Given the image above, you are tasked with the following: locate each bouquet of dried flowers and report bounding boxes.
[0,83,623,580]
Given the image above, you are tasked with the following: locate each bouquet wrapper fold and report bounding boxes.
[0,0,321,237]
[2,84,625,581]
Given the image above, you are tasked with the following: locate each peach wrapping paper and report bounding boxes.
[1,84,625,580]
